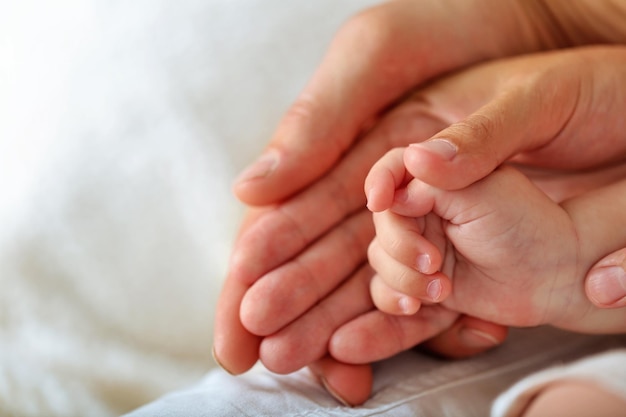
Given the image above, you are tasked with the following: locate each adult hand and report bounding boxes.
[214,0,626,404]
[216,0,545,376]
[586,250,626,309]
[246,43,626,359]
[366,155,626,331]
[331,46,626,366]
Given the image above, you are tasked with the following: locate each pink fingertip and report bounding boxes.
[365,181,390,212]
[365,186,377,211]
[399,296,420,315]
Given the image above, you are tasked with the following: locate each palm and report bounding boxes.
[420,168,581,327]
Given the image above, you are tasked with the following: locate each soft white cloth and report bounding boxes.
[124,328,626,417]
[492,349,626,417]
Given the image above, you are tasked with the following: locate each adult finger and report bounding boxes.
[215,89,450,375]
[421,315,508,359]
[586,248,626,309]
[543,177,626,333]
[229,99,453,328]
[566,180,626,316]
[311,315,506,405]
[212,207,278,374]
[212,273,262,375]
[234,0,543,205]
[330,307,508,364]
[259,263,375,407]
[308,357,373,407]
[240,210,373,337]
[401,47,626,190]
[329,305,460,364]
[308,317,505,405]
[258,264,374,374]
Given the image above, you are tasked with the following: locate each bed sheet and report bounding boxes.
[125,327,626,416]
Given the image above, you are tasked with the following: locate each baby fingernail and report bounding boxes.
[410,139,457,161]
[426,279,442,301]
[587,265,626,306]
[235,150,280,183]
[416,253,431,273]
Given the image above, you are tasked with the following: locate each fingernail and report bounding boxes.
[321,377,353,407]
[416,253,431,273]
[411,139,457,161]
[212,345,235,376]
[587,266,626,306]
[460,328,501,349]
[399,295,421,315]
[426,279,442,301]
[235,150,279,183]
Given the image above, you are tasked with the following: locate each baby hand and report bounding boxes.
[367,148,582,328]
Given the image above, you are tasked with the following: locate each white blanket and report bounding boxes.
[124,328,626,417]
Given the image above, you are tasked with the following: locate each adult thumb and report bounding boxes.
[402,48,626,190]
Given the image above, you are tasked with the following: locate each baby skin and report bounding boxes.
[365,147,626,334]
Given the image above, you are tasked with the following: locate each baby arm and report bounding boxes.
[366,148,626,333]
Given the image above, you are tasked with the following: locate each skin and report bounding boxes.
[215,0,626,405]
[521,381,626,417]
[366,160,626,338]
[342,47,626,369]
[362,45,626,312]
[242,46,626,364]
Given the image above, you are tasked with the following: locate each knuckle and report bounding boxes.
[395,268,418,294]
[339,7,397,63]
[283,96,319,125]
[379,102,446,148]
[367,238,379,263]
[385,235,406,259]
[458,114,495,141]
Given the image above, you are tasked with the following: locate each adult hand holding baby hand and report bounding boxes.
[214,0,626,406]
[215,0,537,391]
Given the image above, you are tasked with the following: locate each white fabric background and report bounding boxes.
[0,1,379,415]
[123,328,626,417]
